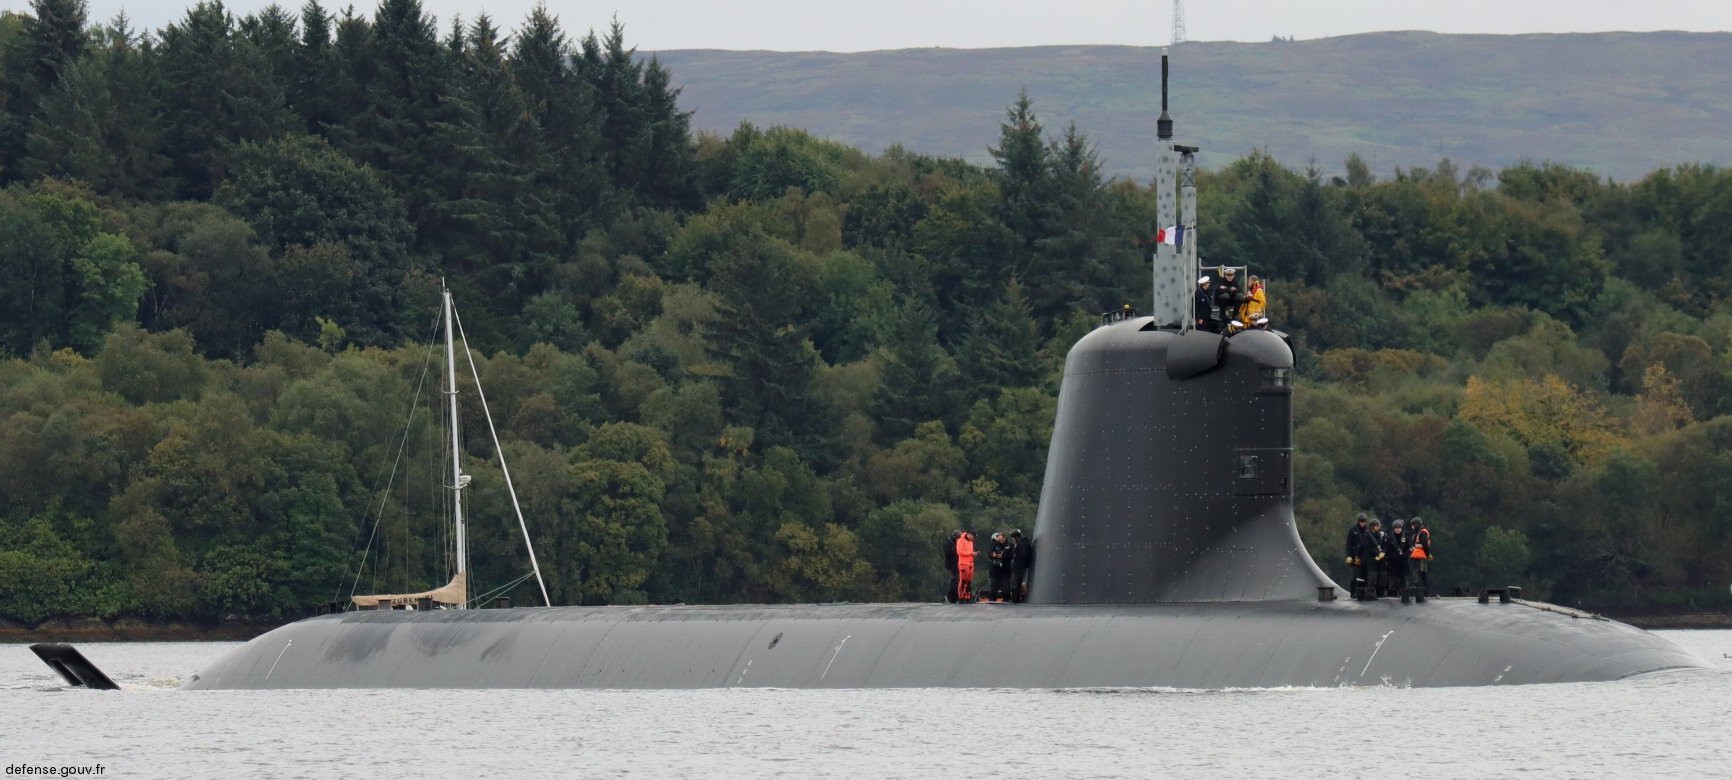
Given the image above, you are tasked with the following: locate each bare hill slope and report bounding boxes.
[653,31,1732,181]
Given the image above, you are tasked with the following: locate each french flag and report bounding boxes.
[1155,225,1184,246]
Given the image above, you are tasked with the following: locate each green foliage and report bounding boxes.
[95,325,207,405]
[723,124,855,201]
[215,133,416,345]
[1,16,1730,622]
[1475,527,1532,587]
[0,184,145,356]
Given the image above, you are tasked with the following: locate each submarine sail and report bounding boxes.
[168,52,1710,691]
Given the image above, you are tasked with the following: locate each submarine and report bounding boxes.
[55,54,1712,691]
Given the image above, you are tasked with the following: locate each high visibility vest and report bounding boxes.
[1411,529,1430,559]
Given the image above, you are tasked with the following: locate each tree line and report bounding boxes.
[1,0,1729,624]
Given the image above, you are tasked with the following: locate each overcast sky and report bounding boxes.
[47,0,1732,49]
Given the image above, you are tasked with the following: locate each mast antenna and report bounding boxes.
[1171,0,1187,46]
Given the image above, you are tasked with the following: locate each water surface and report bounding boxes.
[5,631,1728,778]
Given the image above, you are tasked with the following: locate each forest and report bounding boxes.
[1,0,1730,626]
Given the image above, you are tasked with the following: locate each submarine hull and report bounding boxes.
[181,600,1709,690]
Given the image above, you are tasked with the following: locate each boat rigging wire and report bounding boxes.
[452,304,553,607]
[341,309,443,604]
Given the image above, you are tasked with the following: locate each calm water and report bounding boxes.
[4,631,1730,779]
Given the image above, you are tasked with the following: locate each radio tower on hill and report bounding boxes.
[1171,0,1187,45]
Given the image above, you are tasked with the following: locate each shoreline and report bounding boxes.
[5,607,1732,643]
[0,617,279,644]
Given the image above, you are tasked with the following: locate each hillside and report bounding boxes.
[655,31,1732,182]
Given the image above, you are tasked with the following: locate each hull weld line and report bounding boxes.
[821,635,852,680]
[1359,631,1393,677]
[266,640,293,681]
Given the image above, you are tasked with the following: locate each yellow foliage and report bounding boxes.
[1631,363,1692,435]
[1460,374,1619,466]
[1319,348,1449,386]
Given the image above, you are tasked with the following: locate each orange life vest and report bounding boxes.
[1410,528,1430,559]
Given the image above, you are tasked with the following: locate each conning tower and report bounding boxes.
[1029,53,1333,604]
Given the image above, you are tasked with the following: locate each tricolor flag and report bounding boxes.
[1155,225,1184,246]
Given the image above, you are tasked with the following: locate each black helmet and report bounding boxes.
[1356,512,1368,522]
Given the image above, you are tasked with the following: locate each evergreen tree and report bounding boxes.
[0,0,89,183]
[291,0,333,128]
[634,56,697,209]
[329,0,482,259]
[22,16,170,198]
[510,6,607,245]
[705,227,830,460]
[449,14,560,314]
[1028,123,1123,324]
[955,277,1043,402]
[871,296,962,443]
[991,92,1055,280]
[155,0,297,198]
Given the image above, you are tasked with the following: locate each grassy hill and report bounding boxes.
[653,31,1732,182]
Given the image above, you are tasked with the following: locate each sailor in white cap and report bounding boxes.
[1195,275,1218,332]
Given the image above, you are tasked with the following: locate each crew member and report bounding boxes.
[1008,529,1033,602]
[943,530,961,603]
[987,532,1011,602]
[1385,518,1412,599]
[1345,513,1371,600]
[1240,275,1266,324]
[1195,275,1218,332]
[1410,517,1432,595]
[1360,518,1389,599]
[955,531,977,603]
[1215,267,1245,328]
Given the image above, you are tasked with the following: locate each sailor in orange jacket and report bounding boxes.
[1410,517,1432,595]
[955,531,977,603]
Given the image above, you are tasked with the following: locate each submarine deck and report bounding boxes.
[180,598,1712,690]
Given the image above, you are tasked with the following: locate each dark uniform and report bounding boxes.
[1195,280,1219,332]
[1356,521,1389,599]
[1214,271,1245,330]
[1384,521,1412,597]
[1344,514,1371,599]
[987,534,1011,602]
[1008,530,1033,602]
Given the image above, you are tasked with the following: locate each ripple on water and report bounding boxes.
[2,634,1729,779]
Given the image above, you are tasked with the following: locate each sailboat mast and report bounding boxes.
[443,286,469,608]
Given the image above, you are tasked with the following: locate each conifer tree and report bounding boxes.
[991,91,1056,278]
[511,6,607,244]
[706,227,830,459]
[155,0,296,198]
[451,13,561,312]
[871,296,962,443]
[955,276,1043,401]
[0,0,89,183]
[23,16,170,198]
